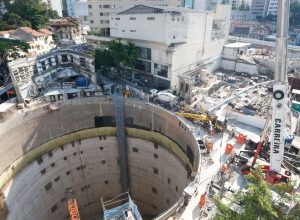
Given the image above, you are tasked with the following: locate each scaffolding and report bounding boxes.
[101,192,142,220]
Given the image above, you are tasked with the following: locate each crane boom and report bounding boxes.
[270,0,290,173]
[66,188,80,220]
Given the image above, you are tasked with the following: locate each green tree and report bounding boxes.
[3,0,58,30]
[107,40,125,73]
[290,2,300,26]
[0,38,29,103]
[0,38,29,64]
[214,167,297,220]
[94,49,114,71]
[123,42,139,79]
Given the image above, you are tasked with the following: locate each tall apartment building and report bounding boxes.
[251,0,278,18]
[110,4,231,90]
[87,0,183,34]
[42,0,64,17]
[66,0,89,22]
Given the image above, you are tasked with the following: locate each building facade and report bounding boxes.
[46,18,84,44]
[87,0,183,34]
[7,47,95,102]
[42,0,64,17]
[1,27,54,56]
[66,0,89,23]
[251,0,278,18]
[109,4,231,90]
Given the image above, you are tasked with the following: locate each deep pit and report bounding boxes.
[0,97,199,219]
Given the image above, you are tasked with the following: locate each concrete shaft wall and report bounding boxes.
[0,97,199,219]
[0,97,199,175]
[4,136,188,220]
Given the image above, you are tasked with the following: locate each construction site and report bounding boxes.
[0,1,299,220]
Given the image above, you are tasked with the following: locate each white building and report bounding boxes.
[2,27,55,56]
[231,10,256,21]
[66,0,89,23]
[251,0,278,18]
[46,18,84,44]
[42,0,64,17]
[88,0,182,34]
[110,4,231,89]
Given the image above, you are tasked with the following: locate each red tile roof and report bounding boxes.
[19,27,45,37]
[38,29,53,35]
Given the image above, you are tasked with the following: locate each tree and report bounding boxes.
[290,2,300,26]
[107,40,125,73]
[0,38,29,103]
[94,49,114,71]
[0,38,29,65]
[2,0,59,30]
[123,42,139,79]
[214,167,297,220]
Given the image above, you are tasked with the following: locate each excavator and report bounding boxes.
[176,111,227,134]
[66,188,80,220]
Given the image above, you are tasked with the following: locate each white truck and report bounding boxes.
[155,92,178,103]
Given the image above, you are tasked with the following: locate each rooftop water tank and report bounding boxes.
[76,77,88,87]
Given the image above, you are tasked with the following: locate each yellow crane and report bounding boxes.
[176,111,226,133]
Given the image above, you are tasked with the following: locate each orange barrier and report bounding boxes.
[237,134,246,144]
[225,143,233,154]
[199,192,206,208]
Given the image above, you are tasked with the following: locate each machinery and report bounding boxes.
[242,0,294,185]
[176,111,226,134]
[66,188,80,220]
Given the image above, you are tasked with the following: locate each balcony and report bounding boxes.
[211,28,226,40]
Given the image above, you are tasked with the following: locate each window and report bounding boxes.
[115,17,120,20]
[153,167,158,174]
[132,147,139,152]
[100,20,109,24]
[154,153,158,159]
[41,169,46,175]
[152,187,157,194]
[89,12,93,16]
[100,12,104,16]
[138,47,151,60]
[101,160,106,164]
[130,17,136,20]
[136,60,151,72]
[100,146,104,150]
[122,30,125,32]
[54,176,60,182]
[103,5,110,8]
[48,151,53,157]
[51,204,58,213]
[73,152,77,156]
[51,163,55,168]
[88,5,92,8]
[90,20,94,24]
[167,198,170,204]
[154,143,158,149]
[66,170,71,175]
[147,17,155,20]
[176,185,178,192]
[130,30,136,32]
[61,54,68,62]
[63,156,67,160]
[154,64,168,78]
[104,180,109,185]
[168,178,171,184]
[37,157,43,165]
[45,182,52,191]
